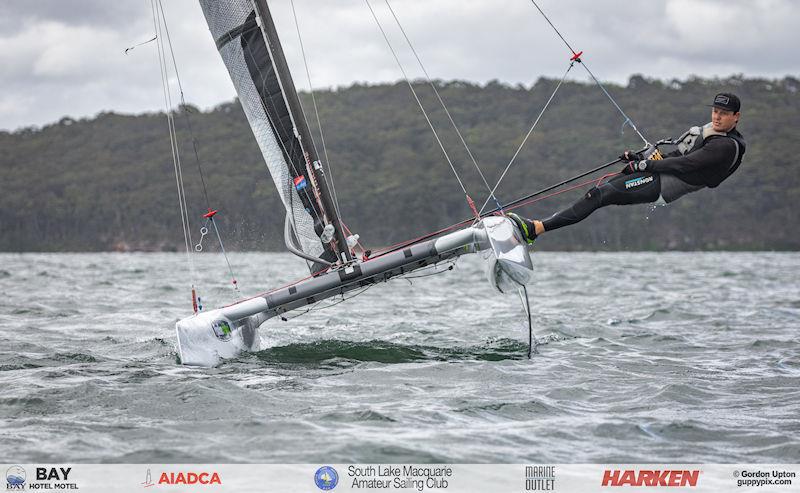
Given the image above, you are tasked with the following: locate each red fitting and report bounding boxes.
[203,209,218,218]
[466,195,480,220]
[570,50,583,61]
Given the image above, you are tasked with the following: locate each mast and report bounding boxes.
[251,0,352,263]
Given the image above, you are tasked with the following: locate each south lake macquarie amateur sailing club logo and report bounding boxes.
[314,466,339,490]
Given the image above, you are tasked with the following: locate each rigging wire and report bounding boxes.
[280,283,376,321]
[155,0,240,295]
[527,0,649,146]
[149,0,196,294]
[280,258,456,321]
[477,60,576,216]
[382,0,500,210]
[369,159,626,260]
[156,0,212,211]
[395,259,457,283]
[288,0,345,230]
[364,0,470,198]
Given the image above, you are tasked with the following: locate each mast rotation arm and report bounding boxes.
[284,213,333,267]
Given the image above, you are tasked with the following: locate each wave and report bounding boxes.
[248,338,534,365]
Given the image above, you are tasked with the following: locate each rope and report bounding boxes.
[124,36,156,55]
[280,283,376,321]
[477,61,575,216]
[364,0,470,197]
[209,218,240,294]
[383,0,498,208]
[289,0,345,226]
[156,0,242,299]
[156,0,213,211]
[528,0,649,145]
[224,165,629,311]
[371,160,627,259]
[149,0,196,299]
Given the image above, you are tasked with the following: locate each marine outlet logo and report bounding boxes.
[6,466,26,490]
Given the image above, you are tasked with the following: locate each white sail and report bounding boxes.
[199,0,326,262]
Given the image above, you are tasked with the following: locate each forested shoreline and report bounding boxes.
[1,75,798,252]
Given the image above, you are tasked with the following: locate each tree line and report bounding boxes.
[1,74,798,252]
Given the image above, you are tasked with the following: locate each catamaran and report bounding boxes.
[152,0,654,366]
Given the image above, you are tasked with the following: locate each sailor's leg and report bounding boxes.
[540,172,661,232]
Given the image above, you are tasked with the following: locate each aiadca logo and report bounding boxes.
[6,466,26,490]
[141,469,221,487]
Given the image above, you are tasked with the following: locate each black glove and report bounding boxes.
[621,160,648,174]
[619,150,643,162]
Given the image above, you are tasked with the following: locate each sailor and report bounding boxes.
[507,92,746,243]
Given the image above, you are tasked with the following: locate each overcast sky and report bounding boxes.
[1,0,797,131]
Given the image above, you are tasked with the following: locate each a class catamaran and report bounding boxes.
[162,0,657,366]
[173,0,537,366]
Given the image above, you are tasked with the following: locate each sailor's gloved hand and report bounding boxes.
[619,149,644,162]
[621,160,648,174]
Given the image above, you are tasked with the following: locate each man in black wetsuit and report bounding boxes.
[508,92,746,243]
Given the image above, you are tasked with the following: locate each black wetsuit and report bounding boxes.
[541,127,746,232]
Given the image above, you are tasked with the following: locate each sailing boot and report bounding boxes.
[506,212,537,244]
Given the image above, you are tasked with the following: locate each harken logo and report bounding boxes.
[158,472,221,485]
[6,466,26,490]
[602,469,700,487]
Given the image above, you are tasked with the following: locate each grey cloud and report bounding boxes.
[0,0,145,27]
[1,0,798,130]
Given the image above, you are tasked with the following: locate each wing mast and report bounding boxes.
[200,0,351,269]
[250,0,352,263]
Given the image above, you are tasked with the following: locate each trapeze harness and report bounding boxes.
[541,123,746,232]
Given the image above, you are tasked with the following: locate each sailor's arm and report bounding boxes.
[644,137,736,175]
[660,148,683,159]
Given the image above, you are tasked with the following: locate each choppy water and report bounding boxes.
[1,252,798,463]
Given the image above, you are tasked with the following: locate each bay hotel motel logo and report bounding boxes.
[6,467,25,490]
[6,466,77,490]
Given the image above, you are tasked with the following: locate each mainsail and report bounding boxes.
[199,0,350,269]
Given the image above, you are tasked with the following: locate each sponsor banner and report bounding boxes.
[2,464,798,492]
